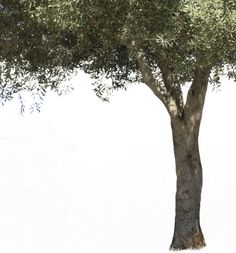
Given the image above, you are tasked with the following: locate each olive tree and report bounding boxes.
[1,0,236,250]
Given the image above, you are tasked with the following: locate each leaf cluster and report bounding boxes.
[0,0,235,102]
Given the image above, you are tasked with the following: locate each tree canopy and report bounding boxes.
[0,0,235,108]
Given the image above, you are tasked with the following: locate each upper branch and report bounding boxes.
[184,67,210,122]
[157,51,184,116]
[135,49,179,117]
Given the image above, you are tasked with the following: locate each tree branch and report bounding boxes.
[135,50,179,117]
[184,67,210,122]
[157,51,184,116]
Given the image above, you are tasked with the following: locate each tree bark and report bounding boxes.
[134,48,209,250]
[169,117,206,250]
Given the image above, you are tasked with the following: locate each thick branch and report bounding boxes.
[157,52,184,115]
[119,20,180,118]
[184,67,210,123]
[135,50,179,117]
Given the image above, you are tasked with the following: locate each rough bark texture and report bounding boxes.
[169,119,206,250]
[135,51,209,250]
[169,68,209,250]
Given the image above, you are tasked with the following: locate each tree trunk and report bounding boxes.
[134,51,209,250]
[169,117,206,250]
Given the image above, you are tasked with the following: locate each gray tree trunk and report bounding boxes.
[169,117,206,250]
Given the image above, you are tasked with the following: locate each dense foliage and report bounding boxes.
[0,0,235,104]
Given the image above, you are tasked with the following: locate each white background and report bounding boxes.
[0,72,235,253]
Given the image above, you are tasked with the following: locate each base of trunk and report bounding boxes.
[170,230,206,250]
